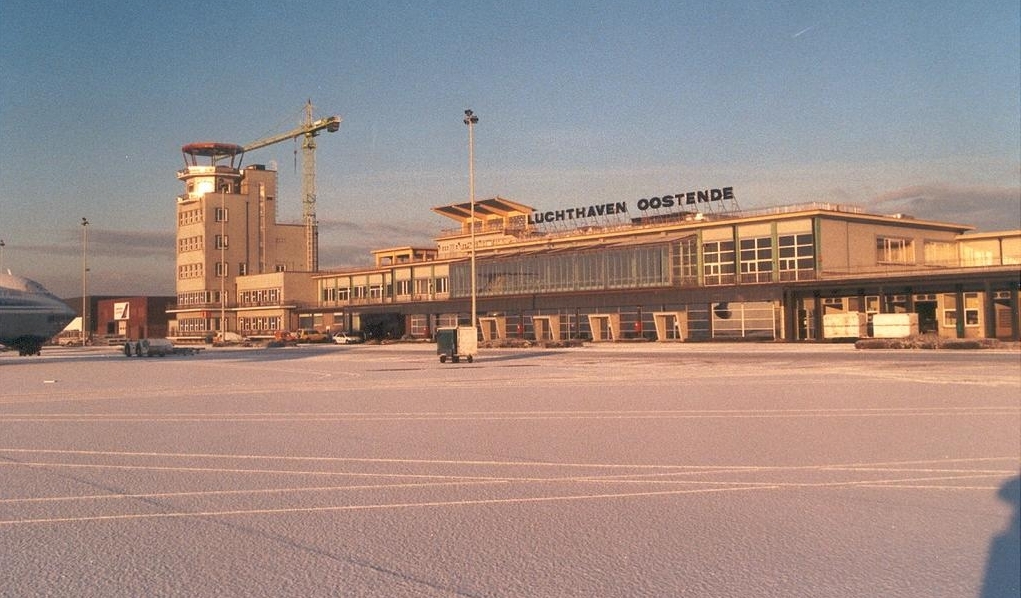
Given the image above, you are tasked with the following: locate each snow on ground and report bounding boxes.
[1,343,1019,597]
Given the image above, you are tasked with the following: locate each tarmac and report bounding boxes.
[1,342,1019,597]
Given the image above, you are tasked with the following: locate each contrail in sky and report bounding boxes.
[792,25,816,38]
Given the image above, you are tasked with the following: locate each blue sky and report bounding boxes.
[1,0,1018,297]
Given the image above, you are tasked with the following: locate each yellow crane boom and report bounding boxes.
[243,113,341,153]
[243,100,341,272]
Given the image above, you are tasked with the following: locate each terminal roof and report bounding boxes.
[181,142,245,157]
[432,196,534,222]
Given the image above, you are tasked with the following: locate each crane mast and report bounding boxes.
[243,100,341,272]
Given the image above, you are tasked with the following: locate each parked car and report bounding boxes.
[296,329,331,343]
[269,331,298,347]
[333,330,365,344]
[213,331,247,346]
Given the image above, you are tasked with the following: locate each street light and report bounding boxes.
[0,239,5,273]
[80,217,89,346]
[464,109,479,331]
[220,191,226,341]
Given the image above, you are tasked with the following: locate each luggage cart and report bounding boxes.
[436,326,478,363]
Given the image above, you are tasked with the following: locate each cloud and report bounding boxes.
[14,228,175,259]
[317,218,437,241]
[92,229,176,258]
[316,217,438,269]
[865,184,1021,231]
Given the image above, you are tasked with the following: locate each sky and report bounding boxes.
[1,0,1019,298]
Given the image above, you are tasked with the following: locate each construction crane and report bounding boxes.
[243,100,341,272]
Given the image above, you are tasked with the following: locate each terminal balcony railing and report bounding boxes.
[169,300,320,311]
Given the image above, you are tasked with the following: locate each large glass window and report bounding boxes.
[576,252,604,290]
[924,241,956,266]
[673,237,699,286]
[606,251,629,288]
[877,236,915,264]
[451,244,670,297]
[703,240,736,286]
[778,233,815,281]
[960,245,995,266]
[634,246,667,287]
[942,292,981,328]
[408,314,430,337]
[739,237,773,283]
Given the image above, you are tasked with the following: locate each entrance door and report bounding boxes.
[916,301,938,334]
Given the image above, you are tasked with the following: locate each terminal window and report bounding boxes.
[779,233,815,281]
[177,263,203,280]
[703,240,736,286]
[924,241,956,266]
[673,237,699,286]
[451,245,669,297]
[740,237,773,283]
[179,209,203,226]
[877,236,915,264]
[414,278,433,296]
[943,292,981,328]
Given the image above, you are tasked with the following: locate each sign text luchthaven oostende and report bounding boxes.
[526,187,735,225]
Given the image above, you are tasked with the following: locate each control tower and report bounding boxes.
[171,142,306,338]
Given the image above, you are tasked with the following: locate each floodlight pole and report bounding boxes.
[464,109,479,331]
[220,192,226,341]
[80,218,89,346]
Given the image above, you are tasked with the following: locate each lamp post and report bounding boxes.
[0,239,5,272]
[220,192,226,341]
[463,109,478,331]
[80,218,89,346]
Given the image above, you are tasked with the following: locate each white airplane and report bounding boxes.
[0,271,76,356]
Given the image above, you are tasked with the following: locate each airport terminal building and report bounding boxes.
[312,195,1020,342]
[168,155,1020,343]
